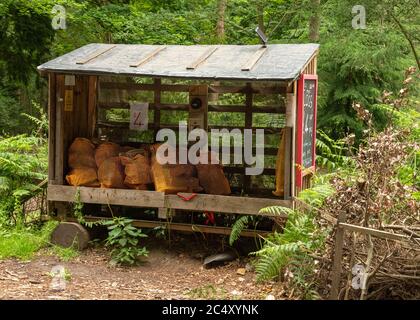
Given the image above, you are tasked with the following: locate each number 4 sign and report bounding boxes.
[130,102,149,131]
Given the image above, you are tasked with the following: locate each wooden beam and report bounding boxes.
[241,46,267,71]
[48,185,165,208]
[130,46,166,68]
[339,223,413,242]
[76,45,116,65]
[186,47,218,70]
[223,167,275,176]
[47,185,293,215]
[166,193,291,216]
[96,121,284,134]
[71,216,270,238]
[98,102,286,114]
[99,81,287,95]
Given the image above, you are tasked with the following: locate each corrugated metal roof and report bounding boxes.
[37,43,319,81]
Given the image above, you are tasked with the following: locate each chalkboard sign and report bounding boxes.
[302,79,316,168]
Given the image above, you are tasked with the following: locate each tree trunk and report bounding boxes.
[389,12,420,70]
[256,1,265,33]
[216,0,227,42]
[309,0,320,42]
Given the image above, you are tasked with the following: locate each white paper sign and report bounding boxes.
[129,102,149,131]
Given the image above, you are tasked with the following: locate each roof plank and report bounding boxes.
[186,46,219,70]
[75,45,116,65]
[241,46,267,71]
[130,46,167,68]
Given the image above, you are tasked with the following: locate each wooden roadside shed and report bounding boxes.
[38,43,319,237]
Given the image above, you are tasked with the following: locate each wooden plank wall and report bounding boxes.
[96,78,291,198]
[49,74,98,185]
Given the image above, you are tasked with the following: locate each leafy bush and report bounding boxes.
[102,217,149,266]
[0,101,47,227]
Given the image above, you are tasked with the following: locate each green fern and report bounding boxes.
[258,206,294,216]
[229,216,250,246]
[229,206,294,246]
[316,130,354,170]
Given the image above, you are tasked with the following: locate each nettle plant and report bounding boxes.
[72,189,148,266]
[102,217,149,266]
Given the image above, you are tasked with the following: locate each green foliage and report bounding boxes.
[48,244,79,262]
[102,217,149,266]
[0,220,58,260]
[316,130,354,170]
[0,107,47,226]
[0,0,54,82]
[229,216,250,246]
[251,180,333,299]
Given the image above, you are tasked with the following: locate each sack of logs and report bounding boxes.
[65,138,230,195]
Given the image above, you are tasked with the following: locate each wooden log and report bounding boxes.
[51,222,90,250]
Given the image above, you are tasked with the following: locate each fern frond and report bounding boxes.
[258,206,294,216]
[229,215,249,245]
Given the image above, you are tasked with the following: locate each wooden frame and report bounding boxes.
[296,74,318,189]
[45,50,319,236]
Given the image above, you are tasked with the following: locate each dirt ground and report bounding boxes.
[0,235,285,300]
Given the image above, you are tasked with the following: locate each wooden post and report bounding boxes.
[55,75,65,185]
[285,82,297,197]
[283,127,292,199]
[87,76,98,139]
[243,82,253,194]
[48,73,56,185]
[330,211,346,300]
[154,78,161,140]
